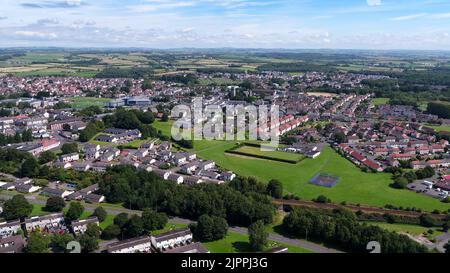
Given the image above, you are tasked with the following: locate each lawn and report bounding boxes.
[203,231,313,253]
[362,221,444,241]
[30,204,47,216]
[70,97,112,109]
[372,97,390,106]
[424,124,450,133]
[190,141,450,212]
[230,145,304,163]
[152,120,449,212]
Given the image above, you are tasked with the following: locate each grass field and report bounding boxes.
[372,97,390,106]
[152,120,450,212]
[70,97,112,109]
[192,142,450,212]
[362,221,444,241]
[203,231,313,253]
[424,124,450,133]
[230,145,304,162]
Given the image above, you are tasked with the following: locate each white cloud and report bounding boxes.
[366,0,381,6]
[15,30,57,39]
[390,13,428,21]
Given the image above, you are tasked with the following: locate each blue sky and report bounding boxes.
[0,0,449,49]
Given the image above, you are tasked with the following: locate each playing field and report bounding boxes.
[152,120,450,212]
[70,97,112,109]
[372,98,390,106]
[229,145,304,163]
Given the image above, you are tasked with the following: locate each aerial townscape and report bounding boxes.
[0,1,450,263]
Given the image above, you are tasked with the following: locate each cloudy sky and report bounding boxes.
[0,0,450,49]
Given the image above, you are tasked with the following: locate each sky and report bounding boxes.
[0,0,450,50]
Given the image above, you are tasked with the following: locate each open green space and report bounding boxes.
[70,97,112,109]
[424,124,450,133]
[229,144,304,163]
[152,120,449,212]
[189,141,450,212]
[372,97,390,106]
[203,231,313,253]
[362,221,444,241]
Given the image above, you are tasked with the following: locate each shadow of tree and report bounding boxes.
[232,241,253,253]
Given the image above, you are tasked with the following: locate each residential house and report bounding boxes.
[71,217,99,234]
[151,228,193,252]
[107,236,153,253]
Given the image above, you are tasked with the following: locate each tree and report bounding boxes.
[51,233,74,253]
[141,208,168,232]
[248,221,268,251]
[78,233,98,253]
[92,207,107,222]
[443,220,450,232]
[61,143,78,155]
[445,243,450,253]
[44,196,66,212]
[65,202,85,222]
[333,131,347,144]
[25,232,50,253]
[193,214,228,242]
[2,194,33,220]
[101,224,121,240]
[419,214,436,228]
[20,157,40,178]
[266,179,283,199]
[85,223,101,239]
[392,177,408,189]
[39,151,56,164]
[161,112,169,122]
[114,213,129,228]
[21,129,33,142]
[123,215,144,238]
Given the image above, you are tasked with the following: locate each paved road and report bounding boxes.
[0,192,341,253]
[431,232,450,253]
[167,217,342,253]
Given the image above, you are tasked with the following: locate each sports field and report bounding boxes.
[152,120,450,212]
[70,97,112,109]
[229,145,304,163]
[372,97,390,106]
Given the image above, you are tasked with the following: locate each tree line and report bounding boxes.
[282,207,429,253]
[98,165,276,227]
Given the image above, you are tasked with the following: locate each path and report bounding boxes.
[0,192,341,253]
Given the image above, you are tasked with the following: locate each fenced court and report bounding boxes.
[310,173,340,188]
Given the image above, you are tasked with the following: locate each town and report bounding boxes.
[0,48,449,256]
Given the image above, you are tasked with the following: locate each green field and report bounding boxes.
[203,231,313,253]
[70,97,112,109]
[152,120,450,212]
[362,221,444,240]
[372,97,390,106]
[424,124,450,133]
[230,145,305,163]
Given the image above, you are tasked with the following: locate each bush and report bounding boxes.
[101,224,121,240]
[44,196,66,212]
[92,207,107,222]
[193,214,228,242]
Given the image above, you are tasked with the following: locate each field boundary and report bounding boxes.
[225,143,304,164]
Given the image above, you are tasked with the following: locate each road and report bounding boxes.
[0,192,341,253]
